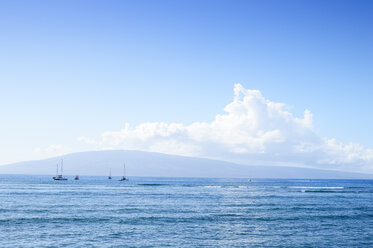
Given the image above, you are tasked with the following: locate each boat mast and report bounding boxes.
[123,163,126,178]
[61,159,63,176]
[56,163,59,176]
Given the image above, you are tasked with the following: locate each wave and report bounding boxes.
[0,216,113,224]
[288,186,345,189]
[137,183,169,186]
[301,190,358,193]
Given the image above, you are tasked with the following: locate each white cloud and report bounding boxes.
[78,84,373,172]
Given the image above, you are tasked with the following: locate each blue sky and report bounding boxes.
[0,0,372,170]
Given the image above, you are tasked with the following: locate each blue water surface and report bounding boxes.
[0,175,372,247]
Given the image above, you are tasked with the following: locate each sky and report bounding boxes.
[0,0,372,172]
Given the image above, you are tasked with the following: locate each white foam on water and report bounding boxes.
[288,186,344,189]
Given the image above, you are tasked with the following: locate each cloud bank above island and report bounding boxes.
[78,84,373,173]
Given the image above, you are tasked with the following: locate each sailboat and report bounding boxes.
[53,159,68,180]
[119,163,128,181]
[74,175,79,180]
[108,168,112,179]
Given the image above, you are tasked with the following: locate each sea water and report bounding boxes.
[0,175,372,247]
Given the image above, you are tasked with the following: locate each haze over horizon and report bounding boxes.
[2,149,373,179]
[1,0,372,174]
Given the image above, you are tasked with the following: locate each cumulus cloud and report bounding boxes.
[79,84,373,172]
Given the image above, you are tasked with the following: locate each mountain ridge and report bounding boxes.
[0,150,372,179]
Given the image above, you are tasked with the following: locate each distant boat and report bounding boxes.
[53,159,68,181]
[74,175,79,180]
[119,163,128,181]
[108,168,112,179]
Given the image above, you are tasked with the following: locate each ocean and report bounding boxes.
[0,175,372,247]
